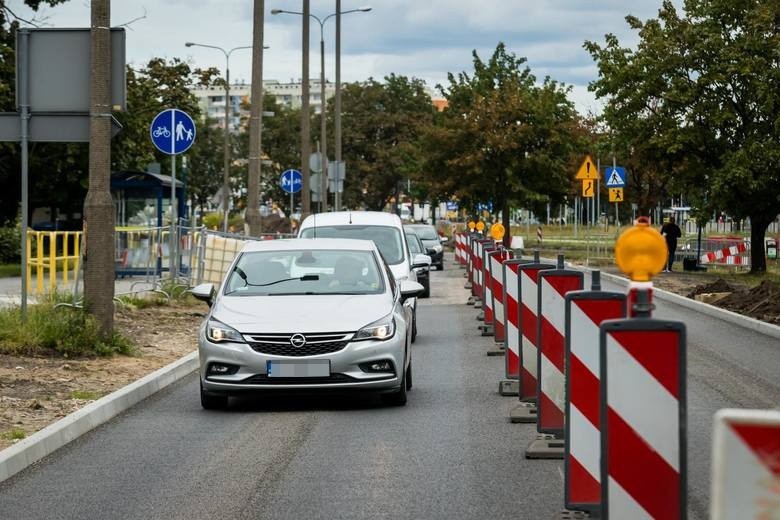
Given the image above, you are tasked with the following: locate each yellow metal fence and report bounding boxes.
[26,230,82,295]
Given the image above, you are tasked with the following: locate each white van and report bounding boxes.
[298,211,430,341]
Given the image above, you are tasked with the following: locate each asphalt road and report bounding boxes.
[1,257,778,520]
[0,262,564,520]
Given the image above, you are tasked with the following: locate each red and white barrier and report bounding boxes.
[488,249,514,344]
[537,266,583,435]
[455,233,467,265]
[517,261,555,399]
[711,408,780,520]
[700,242,747,264]
[600,317,687,520]
[502,259,530,382]
[564,286,626,512]
[481,244,497,326]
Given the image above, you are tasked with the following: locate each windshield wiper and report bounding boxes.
[225,271,319,295]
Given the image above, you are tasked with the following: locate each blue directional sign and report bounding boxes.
[604,166,627,187]
[446,201,459,211]
[280,169,303,194]
[150,109,196,155]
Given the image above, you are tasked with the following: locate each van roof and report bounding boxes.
[299,211,403,229]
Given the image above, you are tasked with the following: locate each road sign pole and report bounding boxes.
[171,152,178,279]
[597,157,600,227]
[18,29,29,317]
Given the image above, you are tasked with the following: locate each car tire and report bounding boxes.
[382,369,408,406]
[200,382,228,410]
[421,281,430,298]
[405,361,413,391]
[411,314,417,343]
[436,262,444,271]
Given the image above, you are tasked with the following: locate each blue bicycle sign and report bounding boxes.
[150,109,196,155]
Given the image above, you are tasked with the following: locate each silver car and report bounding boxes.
[192,238,424,409]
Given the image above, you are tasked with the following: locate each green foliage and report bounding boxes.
[2,428,26,441]
[0,222,20,263]
[0,263,20,277]
[0,302,135,357]
[585,0,780,271]
[337,75,435,210]
[427,42,580,231]
[70,390,103,400]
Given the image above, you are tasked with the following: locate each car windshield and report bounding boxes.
[410,226,439,240]
[405,234,422,254]
[300,225,405,265]
[224,249,385,296]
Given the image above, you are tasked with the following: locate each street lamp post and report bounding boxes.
[185,42,251,233]
[272,5,370,213]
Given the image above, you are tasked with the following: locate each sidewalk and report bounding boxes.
[0,275,160,306]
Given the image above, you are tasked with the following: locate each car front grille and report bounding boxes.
[244,332,354,357]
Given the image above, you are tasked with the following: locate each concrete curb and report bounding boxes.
[576,266,780,341]
[0,351,199,483]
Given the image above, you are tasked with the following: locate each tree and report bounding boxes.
[585,0,780,272]
[336,74,435,211]
[429,43,580,243]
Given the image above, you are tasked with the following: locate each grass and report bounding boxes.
[2,428,26,441]
[0,294,136,357]
[70,390,103,401]
[0,263,21,278]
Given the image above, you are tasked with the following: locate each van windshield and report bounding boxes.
[300,225,405,265]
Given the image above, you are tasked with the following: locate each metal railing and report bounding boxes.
[26,230,82,295]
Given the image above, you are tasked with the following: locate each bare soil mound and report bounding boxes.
[686,278,739,298]
[715,280,780,325]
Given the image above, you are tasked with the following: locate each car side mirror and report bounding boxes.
[439,236,448,243]
[191,283,215,306]
[399,280,424,302]
[411,253,432,269]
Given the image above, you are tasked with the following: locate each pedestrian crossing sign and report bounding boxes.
[605,166,626,187]
[609,188,624,202]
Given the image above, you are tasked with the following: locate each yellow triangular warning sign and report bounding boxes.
[575,155,599,180]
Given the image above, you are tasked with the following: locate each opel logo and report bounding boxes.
[290,334,307,348]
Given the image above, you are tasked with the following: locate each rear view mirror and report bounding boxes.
[411,253,432,269]
[439,236,449,243]
[399,280,424,302]
[191,283,215,306]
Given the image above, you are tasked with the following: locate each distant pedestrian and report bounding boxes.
[661,216,682,272]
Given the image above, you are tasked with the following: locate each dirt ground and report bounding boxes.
[0,303,205,451]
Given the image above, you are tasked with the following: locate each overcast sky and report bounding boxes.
[9,0,666,114]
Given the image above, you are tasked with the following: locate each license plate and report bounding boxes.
[266,360,330,378]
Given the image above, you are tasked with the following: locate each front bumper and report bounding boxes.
[199,333,405,394]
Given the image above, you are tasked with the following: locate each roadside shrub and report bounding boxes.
[0,223,21,264]
[0,302,135,357]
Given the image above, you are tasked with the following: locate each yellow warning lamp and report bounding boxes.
[468,220,476,231]
[490,223,505,241]
[476,221,485,232]
[614,217,667,282]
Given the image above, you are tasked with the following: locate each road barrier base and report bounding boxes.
[498,379,519,396]
[466,300,475,306]
[525,434,565,459]
[485,348,504,357]
[465,282,473,290]
[558,510,592,519]
[480,327,494,337]
[476,312,485,320]
[510,402,538,423]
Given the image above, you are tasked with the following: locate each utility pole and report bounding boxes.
[84,0,114,336]
[319,26,328,212]
[300,0,311,217]
[222,61,231,232]
[334,0,342,211]
[246,0,264,236]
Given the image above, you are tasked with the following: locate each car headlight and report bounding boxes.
[432,244,443,253]
[206,319,244,343]
[354,315,396,341]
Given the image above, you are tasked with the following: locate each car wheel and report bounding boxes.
[200,382,228,410]
[411,313,417,343]
[436,262,444,271]
[421,281,430,298]
[405,361,413,390]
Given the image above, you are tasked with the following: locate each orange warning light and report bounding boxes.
[468,220,476,231]
[614,217,667,282]
[476,221,485,232]
[490,223,505,240]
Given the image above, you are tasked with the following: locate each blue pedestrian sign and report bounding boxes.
[604,166,627,187]
[150,109,196,155]
[280,169,303,194]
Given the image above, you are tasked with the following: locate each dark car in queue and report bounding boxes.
[405,224,444,270]
[405,231,430,298]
